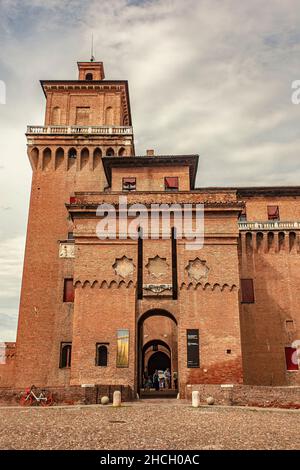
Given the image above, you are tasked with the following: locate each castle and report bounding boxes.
[0,59,299,401]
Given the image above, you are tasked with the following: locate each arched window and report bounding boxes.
[55,147,64,169]
[96,344,108,366]
[30,147,39,169]
[267,232,274,252]
[93,148,102,169]
[68,148,77,169]
[68,147,77,159]
[118,147,126,156]
[279,232,285,251]
[43,147,51,170]
[85,73,93,81]
[106,147,115,156]
[256,232,263,252]
[289,232,296,252]
[60,343,72,368]
[80,147,89,169]
[105,106,114,125]
[52,106,61,125]
[246,232,252,253]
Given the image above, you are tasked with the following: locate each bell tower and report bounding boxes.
[14,60,135,387]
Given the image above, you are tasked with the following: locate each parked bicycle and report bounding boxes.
[20,385,53,407]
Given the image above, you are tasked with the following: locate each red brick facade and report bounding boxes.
[1,60,299,398]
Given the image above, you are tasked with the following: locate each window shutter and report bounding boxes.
[267,205,279,220]
[241,279,255,303]
[124,177,136,184]
[285,347,299,371]
[164,177,179,189]
[122,177,136,191]
[64,279,74,302]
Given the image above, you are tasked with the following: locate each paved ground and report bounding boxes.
[0,400,299,450]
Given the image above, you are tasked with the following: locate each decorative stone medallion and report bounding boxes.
[146,255,169,279]
[113,256,134,278]
[186,258,209,282]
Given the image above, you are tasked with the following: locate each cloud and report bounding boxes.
[0,0,300,339]
[0,235,24,341]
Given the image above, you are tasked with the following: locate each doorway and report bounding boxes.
[147,351,171,376]
[137,308,178,395]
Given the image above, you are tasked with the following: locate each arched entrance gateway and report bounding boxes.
[137,309,178,396]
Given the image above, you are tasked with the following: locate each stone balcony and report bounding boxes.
[238,221,300,231]
[26,125,133,136]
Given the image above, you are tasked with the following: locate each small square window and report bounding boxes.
[122,177,136,191]
[164,177,179,191]
[68,231,74,240]
[267,205,279,220]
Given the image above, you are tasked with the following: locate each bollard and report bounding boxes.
[206,396,214,405]
[113,390,122,407]
[192,390,200,408]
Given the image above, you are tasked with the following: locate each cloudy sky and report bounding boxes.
[0,0,300,341]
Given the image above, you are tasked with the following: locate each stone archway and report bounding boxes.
[137,309,178,393]
[147,351,171,377]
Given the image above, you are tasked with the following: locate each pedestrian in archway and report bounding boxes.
[153,369,159,391]
[143,368,148,387]
[173,370,178,389]
[165,368,171,389]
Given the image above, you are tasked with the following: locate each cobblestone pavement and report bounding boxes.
[0,400,299,450]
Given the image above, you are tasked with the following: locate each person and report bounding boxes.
[164,368,171,389]
[158,370,165,389]
[152,369,159,391]
[143,368,148,387]
[173,370,178,389]
[145,375,152,389]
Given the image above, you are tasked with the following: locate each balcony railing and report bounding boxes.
[27,125,133,135]
[238,221,300,231]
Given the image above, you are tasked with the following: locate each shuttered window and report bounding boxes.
[63,278,74,302]
[164,177,179,191]
[240,278,255,303]
[285,347,299,371]
[122,177,136,191]
[267,205,279,220]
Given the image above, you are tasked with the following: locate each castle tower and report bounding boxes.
[14,60,134,387]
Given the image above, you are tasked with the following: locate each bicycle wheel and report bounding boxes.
[20,394,33,406]
[41,393,53,407]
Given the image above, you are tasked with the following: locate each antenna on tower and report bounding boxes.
[90,33,95,62]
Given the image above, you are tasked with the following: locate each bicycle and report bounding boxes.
[19,385,53,407]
